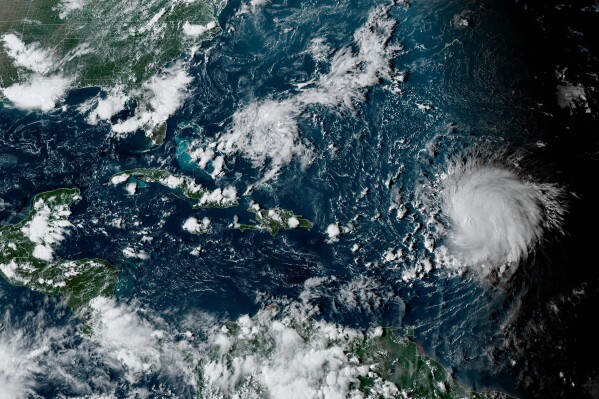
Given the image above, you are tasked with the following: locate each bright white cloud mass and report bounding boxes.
[433,150,566,276]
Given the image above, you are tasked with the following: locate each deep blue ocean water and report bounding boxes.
[2,0,597,397]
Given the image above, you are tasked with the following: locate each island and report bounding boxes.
[236,203,314,236]
[110,168,238,208]
[0,188,118,309]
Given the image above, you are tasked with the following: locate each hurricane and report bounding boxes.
[438,151,566,274]
[1,0,597,397]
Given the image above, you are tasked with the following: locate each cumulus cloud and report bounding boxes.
[111,63,193,139]
[1,287,401,398]
[182,216,211,234]
[87,91,129,125]
[218,4,398,183]
[2,75,73,112]
[0,327,40,399]
[1,34,55,74]
[0,33,75,112]
[297,5,397,109]
[87,297,200,388]
[326,223,341,239]
[182,21,217,37]
[199,186,238,207]
[556,81,591,114]
[56,0,89,19]
[218,99,312,183]
[20,196,73,261]
[0,298,205,397]
[199,301,399,398]
[88,297,161,377]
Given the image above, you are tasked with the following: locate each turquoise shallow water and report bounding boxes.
[1,0,598,397]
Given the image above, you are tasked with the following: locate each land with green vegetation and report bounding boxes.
[0,0,224,88]
[0,188,118,309]
[110,168,238,208]
[354,328,513,399]
[238,205,314,236]
[198,305,513,399]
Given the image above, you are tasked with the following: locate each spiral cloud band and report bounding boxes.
[439,155,565,271]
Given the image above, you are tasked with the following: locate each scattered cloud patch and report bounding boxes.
[20,196,73,261]
[87,297,201,388]
[219,4,398,182]
[182,21,217,37]
[240,0,271,13]
[87,91,129,125]
[199,301,400,398]
[56,0,89,19]
[122,247,149,260]
[0,326,40,399]
[111,63,193,138]
[2,34,55,74]
[182,216,212,234]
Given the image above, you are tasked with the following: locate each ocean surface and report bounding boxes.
[1,0,598,397]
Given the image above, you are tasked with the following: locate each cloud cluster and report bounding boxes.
[434,151,566,275]
[1,34,73,111]
[20,196,74,261]
[219,4,399,183]
[200,300,400,398]
[110,63,194,140]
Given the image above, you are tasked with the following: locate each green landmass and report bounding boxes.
[238,205,314,236]
[0,188,118,309]
[149,122,168,146]
[110,168,238,208]
[197,305,513,399]
[177,120,203,134]
[353,328,512,399]
[0,0,225,88]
